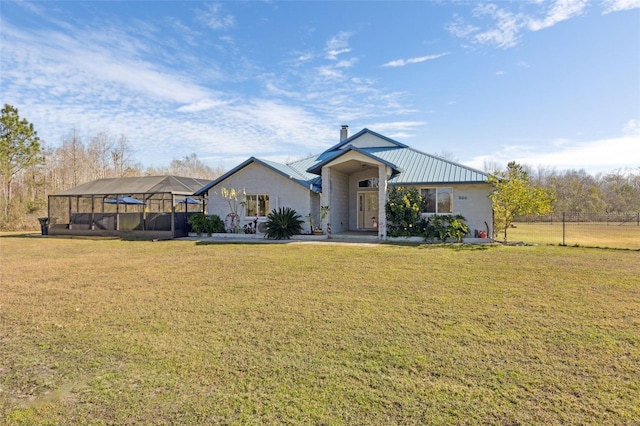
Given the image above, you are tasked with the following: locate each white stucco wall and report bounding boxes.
[342,133,396,149]
[328,169,349,233]
[205,162,317,231]
[399,183,493,237]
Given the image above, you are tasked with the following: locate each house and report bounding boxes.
[47,176,209,239]
[195,127,493,240]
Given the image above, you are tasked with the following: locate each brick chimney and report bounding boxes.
[340,125,349,141]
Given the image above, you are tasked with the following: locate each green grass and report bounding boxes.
[508,222,640,249]
[1,235,639,424]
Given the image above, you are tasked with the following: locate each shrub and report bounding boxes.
[427,214,470,242]
[209,215,225,234]
[188,213,225,236]
[265,207,303,239]
[385,186,426,237]
[188,213,208,236]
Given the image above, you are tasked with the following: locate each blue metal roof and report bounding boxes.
[299,145,488,184]
[366,147,489,184]
[323,128,408,152]
[195,129,489,196]
[194,157,321,196]
[305,145,402,176]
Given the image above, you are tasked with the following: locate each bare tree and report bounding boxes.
[88,131,114,180]
[60,128,87,188]
[111,134,138,177]
[600,168,640,212]
[168,153,224,179]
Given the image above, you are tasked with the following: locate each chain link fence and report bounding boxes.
[509,212,640,249]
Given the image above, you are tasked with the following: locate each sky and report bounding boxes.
[1,0,639,175]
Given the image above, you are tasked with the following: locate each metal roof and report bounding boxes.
[53,176,211,196]
[305,145,403,176]
[368,147,489,184]
[195,129,489,196]
[323,127,408,152]
[194,157,321,196]
[298,129,487,184]
[299,146,487,185]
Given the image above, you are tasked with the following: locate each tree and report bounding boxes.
[545,169,605,213]
[489,161,556,242]
[111,134,139,177]
[168,153,222,179]
[600,169,640,212]
[0,104,44,218]
[87,130,115,180]
[61,128,87,188]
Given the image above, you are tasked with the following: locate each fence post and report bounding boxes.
[562,212,566,246]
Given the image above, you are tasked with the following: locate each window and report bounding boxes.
[358,178,379,188]
[421,187,452,214]
[245,194,269,217]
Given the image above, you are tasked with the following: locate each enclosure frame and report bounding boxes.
[47,176,209,239]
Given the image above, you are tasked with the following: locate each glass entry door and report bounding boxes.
[358,192,379,229]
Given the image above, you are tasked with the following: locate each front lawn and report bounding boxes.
[1,236,638,424]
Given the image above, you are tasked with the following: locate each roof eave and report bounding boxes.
[195,157,319,196]
[322,128,409,153]
[306,145,401,176]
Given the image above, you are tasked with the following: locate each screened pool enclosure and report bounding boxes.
[47,176,210,238]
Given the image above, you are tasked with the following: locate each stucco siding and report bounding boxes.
[397,183,493,237]
[328,169,349,233]
[206,162,313,230]
[343,133,396,149]
[450,183,493,236]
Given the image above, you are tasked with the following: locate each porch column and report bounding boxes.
[170,194,175,236]
[321,166,331,232]
[378,164,387,240]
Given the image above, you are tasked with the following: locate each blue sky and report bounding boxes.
[1,0,639,175]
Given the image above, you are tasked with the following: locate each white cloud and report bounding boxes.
[201,3,235,30]
[325,31,353,60]
[0,5,426,170]
[464,132,640,174]
[1,20,212,105]
[472,3,523,49]
[177,99,231,113]
[622,118,640,135]
[382,53,449,68]
[602,0,640,14]
[447,0,594,49]
[316,66,344,80]
[445,16,480,38]
[365,121,426,137]
[527,0,588,31]
[336,58,358,68]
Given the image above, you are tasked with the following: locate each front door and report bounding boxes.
[358,192,379,230]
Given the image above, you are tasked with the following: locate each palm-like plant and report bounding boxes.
[265,207,303,239]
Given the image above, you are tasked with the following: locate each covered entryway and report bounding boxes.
[305,128,405,240]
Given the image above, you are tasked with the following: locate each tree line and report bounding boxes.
[1,104,224,230]
[524,166,640,214]
[1,104,638,231]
